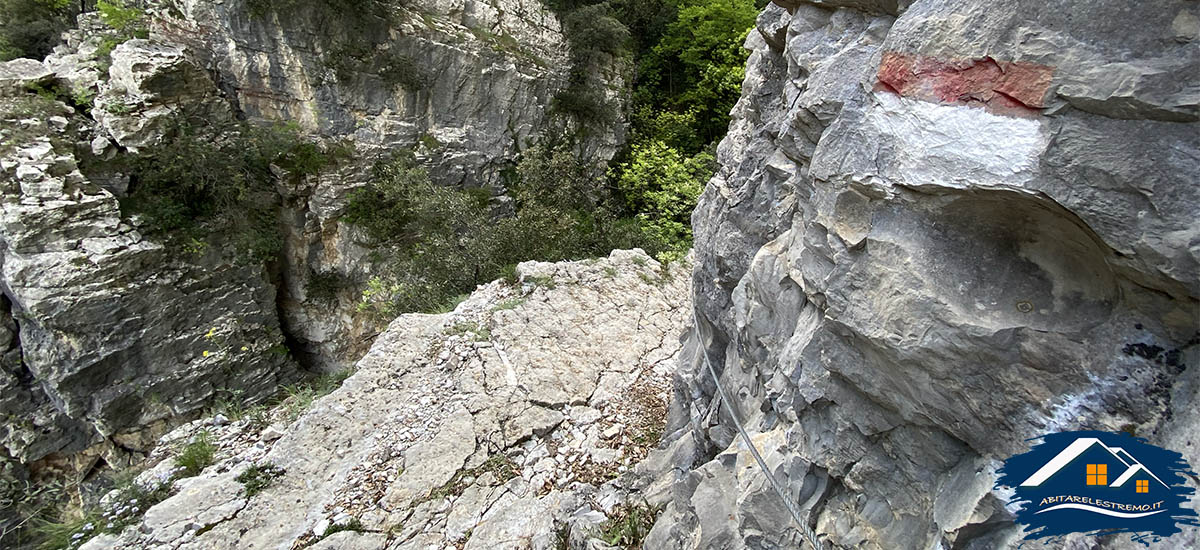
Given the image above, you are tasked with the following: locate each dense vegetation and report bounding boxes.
[338,0,762,314]
[548,0,760,255]
[103,116,349,263]
[0,0,77,61]
[346,147,647,314]
[0,0,147,62]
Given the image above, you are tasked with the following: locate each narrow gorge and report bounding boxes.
[0,0,1196,549]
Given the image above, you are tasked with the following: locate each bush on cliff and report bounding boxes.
[548,0,758,255]
[614,139,713,260]
[0,0,76,61]
[118,118,348,263]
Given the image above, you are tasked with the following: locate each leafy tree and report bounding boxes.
[96,0,142,33]
[614,140,713,256]
[645,0,757,145]
[561,3,631,58]
[630,106,703,153]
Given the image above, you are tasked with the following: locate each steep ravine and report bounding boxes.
[2,0,1198,549]
[0,0,624,507]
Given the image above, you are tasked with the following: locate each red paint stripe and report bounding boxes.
[876,52,1054,117]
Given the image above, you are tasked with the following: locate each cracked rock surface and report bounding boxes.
[85,249,692,549]
[651,1,1200,549]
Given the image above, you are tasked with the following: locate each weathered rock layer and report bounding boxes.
[652,1,1199,549]
[83,250,691,550]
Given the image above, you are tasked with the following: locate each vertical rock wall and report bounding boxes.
[0,67,297,473]
[654,1,1199,548]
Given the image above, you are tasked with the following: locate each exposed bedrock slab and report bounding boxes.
[86,250,693,550]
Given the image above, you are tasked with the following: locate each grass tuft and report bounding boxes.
[176,431,216,477]
[598,500,660,549]
[235,464,286,497]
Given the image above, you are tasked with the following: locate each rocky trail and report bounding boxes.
[78,250,692,550]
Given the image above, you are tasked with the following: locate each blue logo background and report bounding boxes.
[996,430,1199,544]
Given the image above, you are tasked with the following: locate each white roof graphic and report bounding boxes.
[1110,463,1169,489]
[1020,437,1169,489]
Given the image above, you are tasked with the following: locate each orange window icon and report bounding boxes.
[1137,480,1149,493]
[1086,464,1108,485]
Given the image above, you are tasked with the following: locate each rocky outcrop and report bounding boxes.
[157,0,616,190]
[0,59,297,473]
[80,250,691,550]
[654,1,1200,549]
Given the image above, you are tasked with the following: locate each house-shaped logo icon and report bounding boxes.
[1021,437,1169,492]
[996,430,1200,541]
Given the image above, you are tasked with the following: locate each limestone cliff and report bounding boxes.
[650,1,1200,549]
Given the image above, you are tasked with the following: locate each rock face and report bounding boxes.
[84,250,691,550]
[0,59,296,472]
[157,0,620,189]
[655,1,1199,549]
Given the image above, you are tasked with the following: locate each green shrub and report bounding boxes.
[118,118,344,263]
[278,369,354,423]
[613,140,712,257]
[32,471,175,550]
[308,518,365,546]
[422,453,517,504]
[543,2,629,131]
[491,297,526,312]
[418,132,442,150]
[306,270,351,304]
[433,294,470,314]
[551,81,617,128]
[344,146,659,318]
[96,0,145,34]
[630,106,702,153]
[0,467,66,549]
[598,500,660,549]
[327,42,429,88]
[176,431,216,477]
[32,512,98,550]
[0,0,75,62]
[235,464,286,497]
[562,4,630,58]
